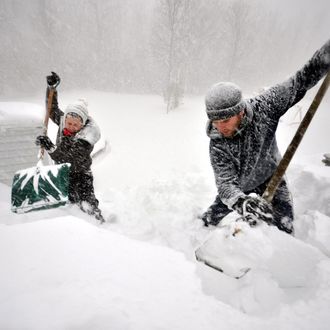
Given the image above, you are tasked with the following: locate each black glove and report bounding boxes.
[46,71,61,87]
[233,194,274,226]
[35,135,55,151]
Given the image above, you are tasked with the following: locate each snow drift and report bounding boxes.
[0,91,330,329]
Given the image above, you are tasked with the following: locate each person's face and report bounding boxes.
[212,111,244,138]
[65,115,83,133]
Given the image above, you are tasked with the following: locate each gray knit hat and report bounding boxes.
[64,99,89,125]
[205,82,246,120]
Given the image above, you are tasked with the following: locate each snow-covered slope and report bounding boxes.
[1,90,330,329]
[1,215,247,330]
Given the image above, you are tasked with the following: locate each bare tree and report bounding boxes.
[152,0,193,113]
[223,0,252,82]
[1,0,329,97]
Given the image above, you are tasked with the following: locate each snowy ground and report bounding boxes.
[1,88,330,329]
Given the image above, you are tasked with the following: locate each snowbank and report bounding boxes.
[1,93,330,329]
[0,102,43,124]
[0,216,255,330]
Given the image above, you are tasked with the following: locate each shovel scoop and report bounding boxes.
[11,162,71,213]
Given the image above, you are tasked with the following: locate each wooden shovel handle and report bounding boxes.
[40,88,55,159]
[263,72,330,203]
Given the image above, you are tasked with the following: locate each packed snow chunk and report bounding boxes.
[196,220,324,288]
[295,210,330,257]
[231,270,284,315]
[289,168,330,216]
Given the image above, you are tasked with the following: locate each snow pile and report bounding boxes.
[0,102,43,124]
[197,219,323,286]
[1,91,330,329]
[0,216,247,330]
[195,217,330,314]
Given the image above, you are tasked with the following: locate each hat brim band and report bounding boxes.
[207,100,246,120]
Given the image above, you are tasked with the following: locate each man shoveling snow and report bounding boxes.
[201,39,330,234]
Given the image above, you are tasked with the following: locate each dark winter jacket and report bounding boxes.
[46,89,101,173]
[207,39,330,209]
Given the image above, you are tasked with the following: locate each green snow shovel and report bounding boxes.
[11,85,71,213]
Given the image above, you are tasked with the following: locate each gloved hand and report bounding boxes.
[233,194,274,226]
[35,135,55,152]
[46,71,61,87]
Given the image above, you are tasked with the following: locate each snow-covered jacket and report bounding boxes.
[207,39,330,209]
[47,88,101,172]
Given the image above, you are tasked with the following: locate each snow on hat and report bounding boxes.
[205,82,246,120]
[64,99,89,125]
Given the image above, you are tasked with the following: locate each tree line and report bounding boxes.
[0,0,329,110]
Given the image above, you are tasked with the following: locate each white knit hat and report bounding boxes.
[205,82,246,120]
[64,99,89,125]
